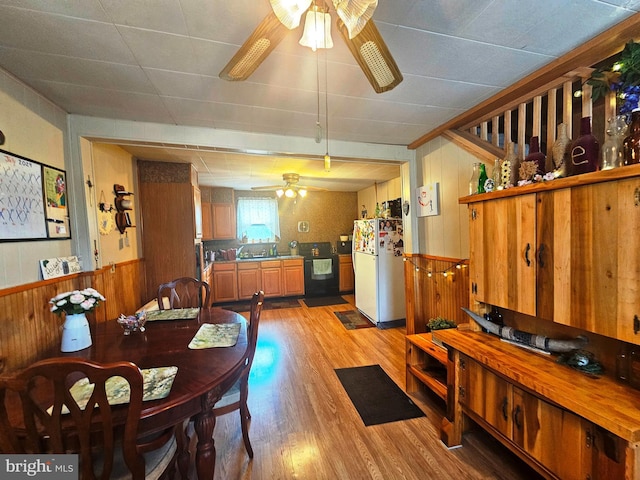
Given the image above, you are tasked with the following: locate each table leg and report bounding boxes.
[193,408,217,479]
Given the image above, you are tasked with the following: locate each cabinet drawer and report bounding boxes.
[212,262,236,271]
[260,260,281,269]
[282,259,302,267]
[339,255,352,264]
[237,262,259,270]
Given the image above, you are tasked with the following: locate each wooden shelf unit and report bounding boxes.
[406,333,448,402]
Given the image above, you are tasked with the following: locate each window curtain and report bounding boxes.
[236,197,280,242]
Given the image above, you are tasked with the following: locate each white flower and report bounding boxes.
[49,289,106,316]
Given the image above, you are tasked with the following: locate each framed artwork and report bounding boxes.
[0,148,70,241]
[43,165,70,238]
[416,183,440,217]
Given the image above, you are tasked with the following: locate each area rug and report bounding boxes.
[302,296,349,308]
[333,310,374,330]
[220,297,300,313]
[335,364,425,426]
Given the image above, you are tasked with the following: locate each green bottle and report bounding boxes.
[375,203,381,217]
[477,163,488,193]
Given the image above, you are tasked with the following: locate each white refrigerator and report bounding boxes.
[352,218,405,325]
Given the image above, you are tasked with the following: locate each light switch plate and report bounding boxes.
[297,220,309,233]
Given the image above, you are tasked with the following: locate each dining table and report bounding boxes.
[57,306,248,480]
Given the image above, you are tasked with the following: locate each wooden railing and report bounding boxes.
[409,13,640,162]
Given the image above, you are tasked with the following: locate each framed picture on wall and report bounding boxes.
[43,165,71,239]
[416,183,440,217]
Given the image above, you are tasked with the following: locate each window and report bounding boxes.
[236,197,280,242]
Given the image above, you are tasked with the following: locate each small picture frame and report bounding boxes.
[416,183,440,217]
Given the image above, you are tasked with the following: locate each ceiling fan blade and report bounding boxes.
[219,12,291,81]
[336,18,403,93]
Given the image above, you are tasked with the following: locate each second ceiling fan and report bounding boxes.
[219,0,403,94]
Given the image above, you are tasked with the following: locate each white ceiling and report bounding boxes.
[0,0,638,191]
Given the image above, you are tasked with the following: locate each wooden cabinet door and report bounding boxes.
[512,387,591,480]
[212,203,236,239]
[261,261,282,297]
[193,186,203,239]
[460,356,511,437]
[283,260,304,296]
[338,255,354,292]
[201,202,213,240]
[212,265,238,302]
[468,202,485,304]
[237,263,261,299]
[470,195,536,316]
[563,178,640,344]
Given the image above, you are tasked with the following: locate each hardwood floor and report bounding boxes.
[205,296,542,479]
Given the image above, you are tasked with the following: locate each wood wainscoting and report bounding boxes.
[403,254,469,335]
[0,259,145,374]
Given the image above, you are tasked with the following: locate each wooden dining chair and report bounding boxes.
[212,290,264,457]
[157,277,211,309]
[0,358,177,480]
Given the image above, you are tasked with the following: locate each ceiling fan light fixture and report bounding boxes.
[332,0,378,39]
[276,188,285,197]
[270,0,313,29]
[299,7,333,51]
[285,187,297,198]
[299,188,308,197]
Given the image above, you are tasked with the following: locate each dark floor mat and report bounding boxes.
[303,296,349,307]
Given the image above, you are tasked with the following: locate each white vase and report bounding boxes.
[61,312,92,352]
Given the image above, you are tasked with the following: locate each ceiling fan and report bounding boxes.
[251,173,328,197]
[219,0,403,94]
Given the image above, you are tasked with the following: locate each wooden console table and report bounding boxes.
[434,328,640,480]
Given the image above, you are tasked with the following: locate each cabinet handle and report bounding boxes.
[459,358,466,370]
[538,243,545,268]
[501,397,508,421]
[525,243,531,267]
[634,315,640,335]
[513,404,522,430]
[458,386,465,397]
[635,187,640,207]
[471,208,477,220]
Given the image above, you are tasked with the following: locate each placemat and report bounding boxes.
[53,366,179,413]
[145,307,200,322]
[188,323,241,349]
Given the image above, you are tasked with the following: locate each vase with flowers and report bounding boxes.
[50,288,106,352]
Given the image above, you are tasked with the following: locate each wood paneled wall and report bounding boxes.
[0,259,145,374]
[404,254,469,335]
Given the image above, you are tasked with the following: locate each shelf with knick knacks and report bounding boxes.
[113,184,135,234]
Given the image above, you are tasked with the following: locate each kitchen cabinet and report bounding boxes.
[338,254,354,292]
[437,329,633,480]
[462,166,640,343]
[193,186,203,240]
[212,263,238,303]
[202,201,213,240]
[283,258,304,296]
[138,161,201,302]
[237,262,261,300]
[200,187,236,240]
[260,260,282,297]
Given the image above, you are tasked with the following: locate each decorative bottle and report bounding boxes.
[374,202,381,217]
[569,117,600,175]
[491,157,502,190]
[468,163,480,195]
[484,305,504,327]
[601,115,627,170]
[501,142,518,187]
[477,163,488,193]
[523,136,546,178]
[551,123,571,177]
[623,109,640,165]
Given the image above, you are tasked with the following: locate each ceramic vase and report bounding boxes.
[61,312,92,352]
[551,123,571,177]
[623,109,640,165]
[601,115,627,170]
[523,136,546,177]
[569,117,599,175]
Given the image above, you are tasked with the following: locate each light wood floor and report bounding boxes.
[205,295,542,480]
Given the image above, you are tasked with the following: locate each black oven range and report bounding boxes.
[298,242,339,298]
